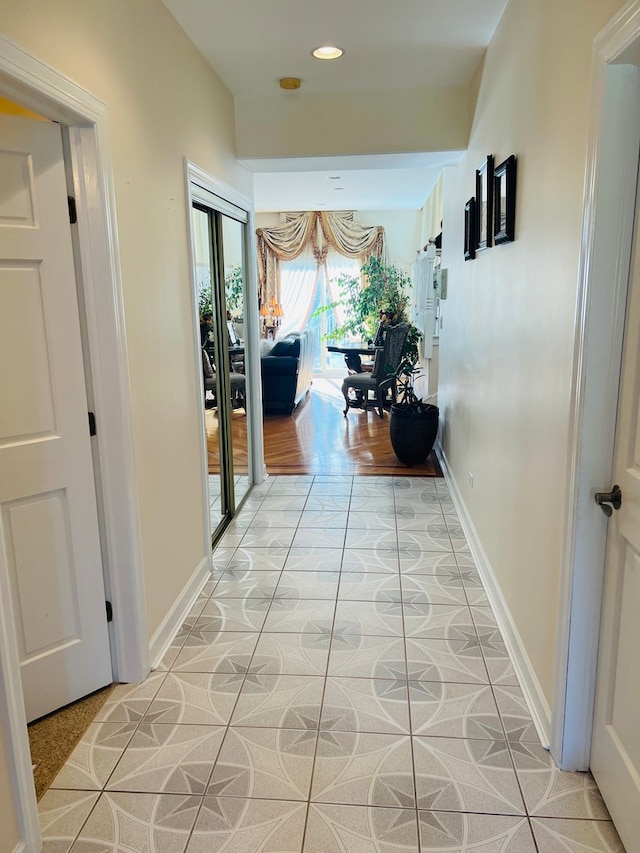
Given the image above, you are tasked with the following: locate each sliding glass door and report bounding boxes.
[192,200,249,539]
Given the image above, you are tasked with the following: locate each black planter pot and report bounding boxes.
[389,403,439,466]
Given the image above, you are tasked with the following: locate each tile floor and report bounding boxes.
[209,473,251,533]
[38,475,626,852]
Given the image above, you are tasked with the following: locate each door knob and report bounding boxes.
[594,484,622,517]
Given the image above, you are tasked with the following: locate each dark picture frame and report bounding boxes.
[475,155,494,251]
[493,155,517,245]
[464,198,476,261]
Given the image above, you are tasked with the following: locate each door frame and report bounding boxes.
[553,3,640,770]
[0,35,148,851]
[185,159,266,539]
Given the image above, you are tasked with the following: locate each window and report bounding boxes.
[280,251,360,374]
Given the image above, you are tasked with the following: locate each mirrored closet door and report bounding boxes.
[192,200,250,540]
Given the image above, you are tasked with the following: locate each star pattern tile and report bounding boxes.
[41,475,624,853]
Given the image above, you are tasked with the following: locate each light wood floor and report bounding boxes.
[207,378,441,477]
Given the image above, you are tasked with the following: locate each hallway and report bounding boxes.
[37,475,623,852]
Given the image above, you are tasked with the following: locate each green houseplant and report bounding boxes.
[198,265,244,321]
[388,325,439,465]
[224,265,244,320]
[320,256,413,341]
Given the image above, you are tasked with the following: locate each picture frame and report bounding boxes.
[475,155,494,251]
[493,155,517,245]
[464,197,476,261]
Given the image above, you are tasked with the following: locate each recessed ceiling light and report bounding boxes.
[312,46,343,60]
[328,176,342,180]
[334,187,344,191]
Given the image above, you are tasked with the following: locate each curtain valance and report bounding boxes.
[256,211,385,307]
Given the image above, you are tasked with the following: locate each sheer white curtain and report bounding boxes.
[279,246,318,337]
[325,255,360,333]
[279,250,361,338]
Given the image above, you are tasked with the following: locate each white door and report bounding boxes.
[0,115,112,722]
[590,167,640,852]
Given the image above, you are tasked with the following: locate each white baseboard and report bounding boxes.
[149,557,211,669]
[436,444,552,749]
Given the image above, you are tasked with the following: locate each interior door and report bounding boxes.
[590,166,640,852]
[0,115,111,722]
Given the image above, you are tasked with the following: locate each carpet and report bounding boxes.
[29,683,114,800]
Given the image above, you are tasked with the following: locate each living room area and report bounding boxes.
[202,174,449,494]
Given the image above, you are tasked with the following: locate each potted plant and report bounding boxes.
[388,324,439,465]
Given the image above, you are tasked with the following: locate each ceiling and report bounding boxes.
[162,0,508,211]
[244,152,464,212]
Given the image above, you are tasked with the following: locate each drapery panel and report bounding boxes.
[256,211,385,310]
[319,211,385,260]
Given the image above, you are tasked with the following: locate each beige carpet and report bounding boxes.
[28,684,115,800]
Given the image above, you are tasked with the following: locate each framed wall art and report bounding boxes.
[464,197,476,261]
[475,155,494,251]
[494,155,517,245]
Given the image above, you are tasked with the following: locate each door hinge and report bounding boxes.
[106,601,113,622]
[88,411,96,436]
[68,195,77,224]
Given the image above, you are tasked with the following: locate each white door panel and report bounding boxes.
[0,115,111,722]
[0,147,35,224]
[7,493,80,652]
[0,265,56,439]
[591,163,640,852]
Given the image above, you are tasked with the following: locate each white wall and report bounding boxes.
[438,0,626,705]
[0,715,19,853]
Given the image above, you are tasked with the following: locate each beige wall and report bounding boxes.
[254,212,281,228]
[418,173,444,250]
[439,0,626,704]
[236,86,471,159]
[0,704,19,853]
[1,0,252,648]
[358,210,422,273]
